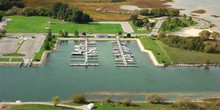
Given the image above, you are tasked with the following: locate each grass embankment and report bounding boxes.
[2,40,25,56]
[157,41,220,64]
[0,58,23,62]
[33,36,58,62]
[192,9,206,14]
[8,104,75,110]
[139,37,171,64]
[5,16,124,34]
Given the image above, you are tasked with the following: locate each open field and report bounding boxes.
[157,41,220,64]
[139,37,171,64]
[5,16,123,33]
[8,104,75,110]
[23,0,171,20]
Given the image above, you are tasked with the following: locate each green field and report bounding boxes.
[2,53,25,56]
[11,58,23,62]
[139,37,171,64]
[5,16,124,33]
[157,41,220,64]
[0,58,10,62]
[8,105,75,110]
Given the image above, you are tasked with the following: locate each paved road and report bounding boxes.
[90,22,134,33]
[150,17,167,36]
[0,102,89,110]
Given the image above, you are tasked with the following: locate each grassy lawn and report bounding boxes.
[2,53,25,56]
[159,19,198,33]
[139,37,171,64]
[157,41,220,64]
[129,21,152,34]
[11,58,23,62]
[63,102,174,110]
[5,16,124,34]
[0,58,10,62]
[8,104,75,110]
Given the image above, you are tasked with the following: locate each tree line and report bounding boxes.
[139,8,180,17]
[158,31,220,54]
[0,0,25,11]
[4,2,93,24]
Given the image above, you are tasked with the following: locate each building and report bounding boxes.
[96,34,108,38]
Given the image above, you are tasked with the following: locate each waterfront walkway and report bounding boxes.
[0,102,89,110]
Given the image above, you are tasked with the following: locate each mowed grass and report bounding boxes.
[0,58,10,62]
[11,58,23,62]
[8,104,75,110]
[157,41,220,64]
[139,37,171,64]
[63,102,173,110]
[129,21,152,34]
[5,16,124,33]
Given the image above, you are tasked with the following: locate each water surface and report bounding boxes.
[0,41,220,101]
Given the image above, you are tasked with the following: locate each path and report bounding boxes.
[150,17,167,36]
[168,17,211,36]
[0,102,89,110]
[90,22,134,33]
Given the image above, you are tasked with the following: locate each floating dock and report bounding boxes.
[70,38,99,66]
[112,38,138,67]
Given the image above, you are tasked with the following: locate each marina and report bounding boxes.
[70,38,99,66]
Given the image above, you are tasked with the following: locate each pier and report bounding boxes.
[112,38,138,67]
[70,38,99,66]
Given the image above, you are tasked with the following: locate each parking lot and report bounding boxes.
[0,34,46,60]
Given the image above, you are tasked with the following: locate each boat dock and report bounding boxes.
[70,38,99,66]
[112,38,138,67]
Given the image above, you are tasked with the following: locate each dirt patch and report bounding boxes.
[191,9,206,14]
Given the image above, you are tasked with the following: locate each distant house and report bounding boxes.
[96,34,108,38]
[79,35,87,38]
[118,35,124,38]
[142,27,147,30]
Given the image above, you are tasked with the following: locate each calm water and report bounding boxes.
[166,0,220,32]
[0,41,220,101]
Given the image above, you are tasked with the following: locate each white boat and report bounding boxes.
[72,51,83,55]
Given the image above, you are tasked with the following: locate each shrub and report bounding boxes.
[104,96,112,103]
[72,93,86,104]
[53,96,60,106]
[121,97,132,106]
[157,31,166,38]
[175,95,192,107]
[146,93,166,104]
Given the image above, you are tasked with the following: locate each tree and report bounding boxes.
[146,93,166,104]
[72,93,86,104]
[0,29,7,35]
[143,18,149,25]
[129,13,138,20]
[127,33,131,38]
[53,96,60,106]
[0,14,2,22]
[139,9,149,16]
[211,32,220,40]
[175,95,192,107]
[44,41,50,50]
[121,97,131,106]
[199,30,211,39]
[74,30,79,37]
[118,31,122,35]
[59,30,63,36]
[157,31,166,38]
[64,31,68,37]
[104,96,112,103]
[183,14,187,20]
[135,20,144,27]
[51,2,63,18]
